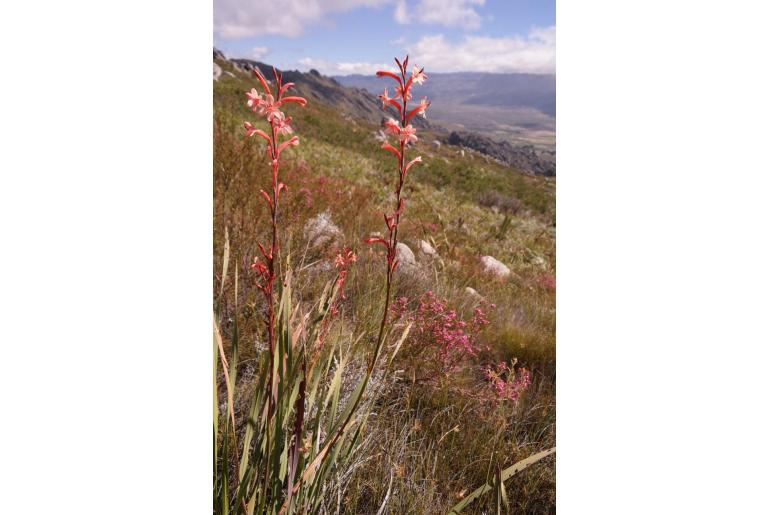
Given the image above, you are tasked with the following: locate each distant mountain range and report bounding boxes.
[215,49,555,175]
[335,72,555,149]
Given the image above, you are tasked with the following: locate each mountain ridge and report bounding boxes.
[214,49,555,176]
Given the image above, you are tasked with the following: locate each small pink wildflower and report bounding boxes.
[482,360,531,404]
[538,273,556,291]
[394,291,494,376]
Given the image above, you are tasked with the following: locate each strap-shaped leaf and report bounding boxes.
[449,447,556,514]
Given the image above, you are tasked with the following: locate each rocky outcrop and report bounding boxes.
[304,212,342,249]
[213,62,222,81]
[480,255,511,278]
[445,131,555,177]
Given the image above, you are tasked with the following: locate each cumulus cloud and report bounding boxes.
[394,0,485,30]
[250,46,269,60]
[298,57,397,76]
[214,0,389,39]
[409,26,555,73]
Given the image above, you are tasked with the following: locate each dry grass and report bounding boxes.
[214,65,555,513]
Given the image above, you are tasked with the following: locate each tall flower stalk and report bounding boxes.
[244,66,306,500]
[367,56,430,351]
[281,56,431,508]
[245,66,306,405]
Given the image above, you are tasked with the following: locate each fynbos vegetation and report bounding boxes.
[214,52,556,513]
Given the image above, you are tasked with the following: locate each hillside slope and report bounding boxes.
[214,50,556,514]
[216,49,556,176]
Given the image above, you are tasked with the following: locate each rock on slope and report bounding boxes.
[446,131,555,177]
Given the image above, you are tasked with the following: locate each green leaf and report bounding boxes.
[449,447,556,514]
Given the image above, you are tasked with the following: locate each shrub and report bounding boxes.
[393,291,494,379]
[478,190,523,215]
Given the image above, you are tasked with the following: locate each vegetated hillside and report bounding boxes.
[216,49,555,176]
[214,50,555,514]
[336,71,556,149]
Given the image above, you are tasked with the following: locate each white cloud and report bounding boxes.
[214,0,389,39]
[394,0,485,30]
[409,26,555,73]
[298,57,397,76]
[250,46,269,60]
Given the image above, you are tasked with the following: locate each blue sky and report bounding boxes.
[214,0,555,75]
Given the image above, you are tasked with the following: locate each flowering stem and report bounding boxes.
[243,66,307,504]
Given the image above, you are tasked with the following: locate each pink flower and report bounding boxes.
[395,84,412,101]
[378,88,395,110]
[399,124,418,144]
[334,249,357,269]
[406,97,430,123]
[411,65,427,85]
[393,291,491,376]
[482,361,531,404]
[416,97,429,118]
[274,116,294,135]
[258,94,284,122]
[383,117,401,135]
[246,88,262,110]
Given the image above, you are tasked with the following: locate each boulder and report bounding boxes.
[304,212,342,249]
[395,242,421,276]
[480,255,511,278]
[417,239,438,258]
[432,140,442,148]
[465,287,483,300]
[395,242,417,268]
